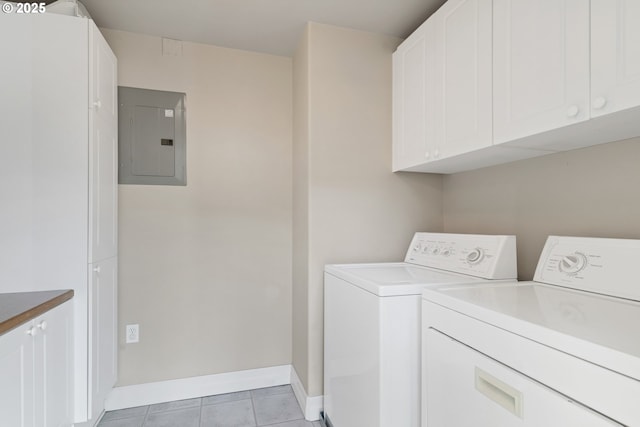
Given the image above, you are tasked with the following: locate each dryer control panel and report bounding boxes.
[534,236,640,302]
[404,233,517,280]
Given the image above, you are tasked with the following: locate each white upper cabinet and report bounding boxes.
[393,0,491,172]
[591,0,640,118]
[493,0,590,144]
[434,0,492,158]
[393,0,640,173]
[393,19,436,171]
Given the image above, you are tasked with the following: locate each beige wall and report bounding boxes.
[102,29,293,386]
[443,138,640,280]
[292,26,310,392]
[293,23,444,397]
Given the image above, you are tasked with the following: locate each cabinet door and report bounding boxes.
[591,0,640,117]
[493,0,590,144]
[33,302,73,427]
[0,323,35,427]
[89,258,118,420]
[392,19,437,171]
[433,0,492,158]
[89,21,118,264]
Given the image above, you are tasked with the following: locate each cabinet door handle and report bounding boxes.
[25,326,37,336]
[567,105,579,118]
[593,97,607,110]
[93,266,101,274]
[433,148,440,159]
[93,100,102,110]
[37,321,48,331]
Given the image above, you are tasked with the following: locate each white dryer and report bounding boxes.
[323,233,518,427]
[422,236,640,427]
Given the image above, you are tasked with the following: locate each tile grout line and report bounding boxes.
[250,391,260,427]
[141,405,151,427]
[252,386,306,427]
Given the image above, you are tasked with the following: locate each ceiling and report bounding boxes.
[79,0,446,57]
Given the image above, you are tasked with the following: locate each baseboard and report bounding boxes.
[290,366,323,421]
[105,365,291,411]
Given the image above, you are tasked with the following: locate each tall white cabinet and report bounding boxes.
[0,12,118,426]
[88,20,119,424]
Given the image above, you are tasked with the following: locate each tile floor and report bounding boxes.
[97,385,322,427]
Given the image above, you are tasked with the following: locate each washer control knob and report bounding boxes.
[441,248,451,257]
[421,245,430,254]
[466,248,484,264]
[430,247,440,255]
[559,252,587,274]
[413,243,421,253]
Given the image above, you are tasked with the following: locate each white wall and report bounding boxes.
[292,23,444,396]
[102,29,293,386]
[443,138,640,279]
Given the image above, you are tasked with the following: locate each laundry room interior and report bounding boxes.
[1,0,639,426]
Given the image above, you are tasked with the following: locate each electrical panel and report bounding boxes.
[118,86,187,185]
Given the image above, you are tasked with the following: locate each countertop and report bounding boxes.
[0,289,74,336]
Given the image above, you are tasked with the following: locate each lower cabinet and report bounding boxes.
[0,316,34,427]
[0,300,74,427]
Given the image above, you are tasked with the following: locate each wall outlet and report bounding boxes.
[126,324,139,344]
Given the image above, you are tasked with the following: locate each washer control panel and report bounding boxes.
[404,233,517,280]
[534,236,640,302]
[558,252,588,275]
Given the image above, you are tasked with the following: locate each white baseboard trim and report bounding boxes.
[105,365,291,411]
[290,366,323,421]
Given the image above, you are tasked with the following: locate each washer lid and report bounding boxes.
[325,262,485,297]
[423,282,640,381]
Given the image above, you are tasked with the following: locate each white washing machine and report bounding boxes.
[323,233,518,427]
[422,236,640,427]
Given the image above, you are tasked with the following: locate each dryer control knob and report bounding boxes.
[466,248,484,264]
[559,252,587,274]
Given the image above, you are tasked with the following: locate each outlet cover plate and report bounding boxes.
[126,324,139,344]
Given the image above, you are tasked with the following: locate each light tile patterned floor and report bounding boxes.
[97,385,322,427]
